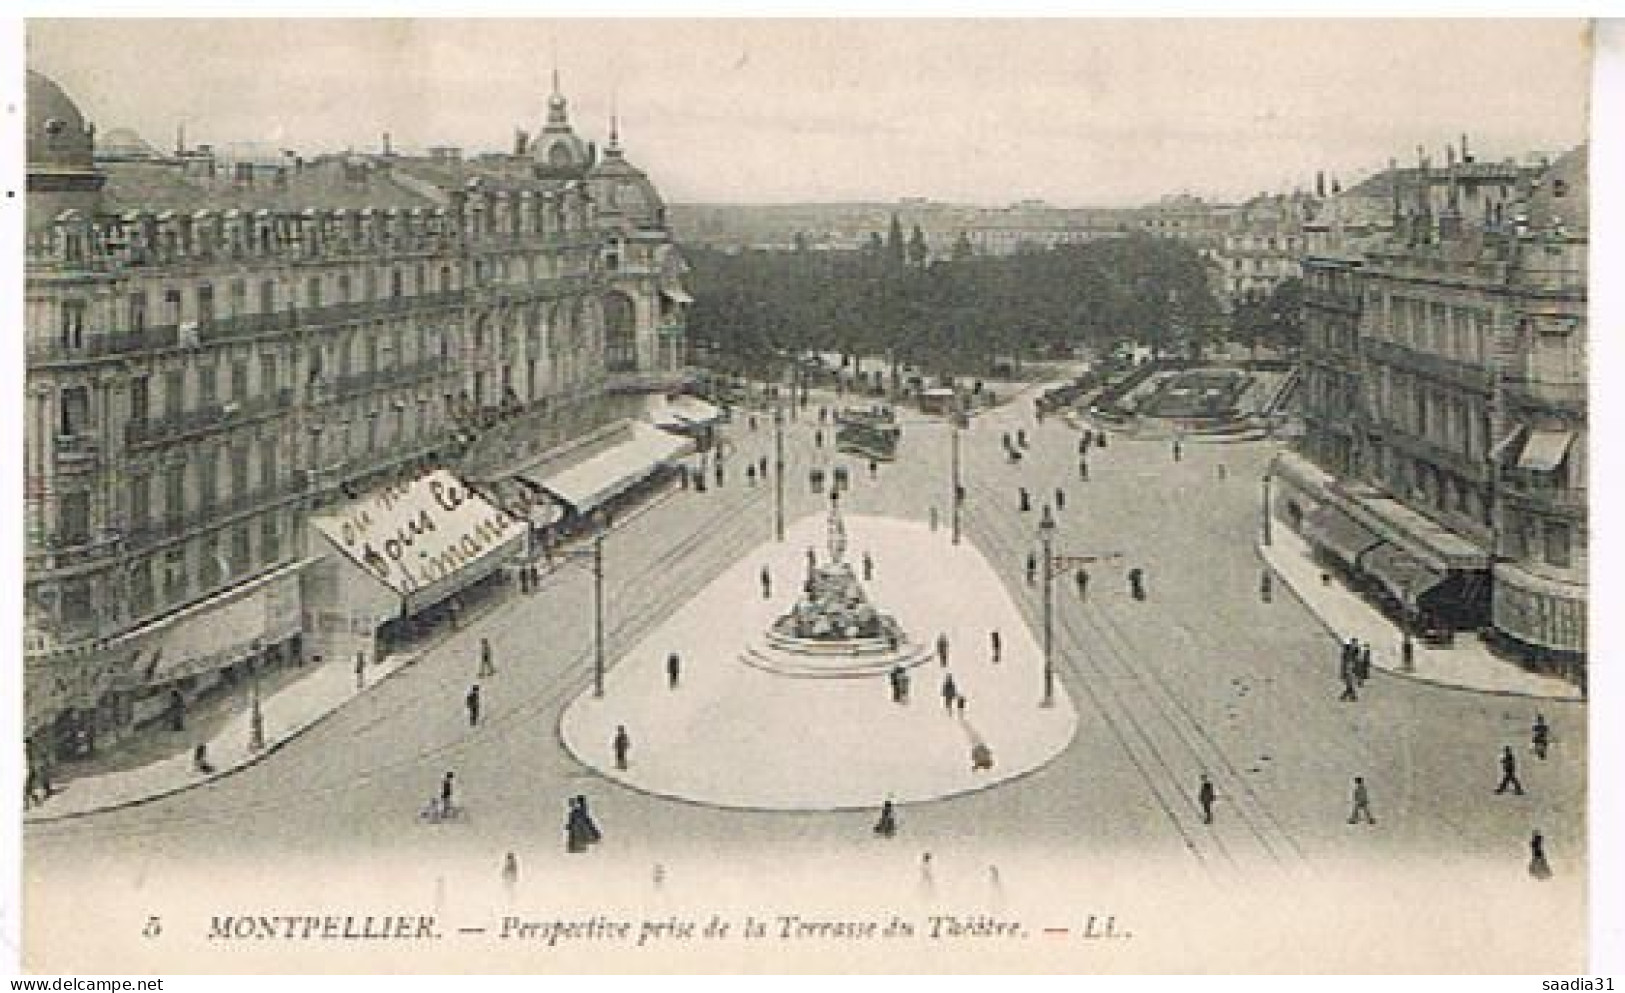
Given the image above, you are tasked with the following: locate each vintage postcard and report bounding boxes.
[8,16,1606,975]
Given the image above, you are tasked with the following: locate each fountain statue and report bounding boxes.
[744,492,925,678]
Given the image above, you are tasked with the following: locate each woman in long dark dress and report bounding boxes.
[1529,830,1552,880]
[873,800,897,838]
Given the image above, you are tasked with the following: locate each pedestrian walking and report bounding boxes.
[942,673,958,712]
[501,852,519,898]
[613,725,632,771]
[1016,428,1027,449]
[1026,552,1038,586]
[1338,667,1359,703]
[760,565,772,599]
[1400,632,1415,672]
[465,684,481,727]
[956,695,968,717]
[862,551,875,582]
[1075,567,1090,600]
[1078,459,1090,481]
[1198,775,1218,824]
[889,665,910,704]
[869,459,878,479]
[759,455,769,479]
[714,461,724,487]
[440,771,456,819]
[990,629,1002,664]
[873,799,898,838]
[1128,567,1146,601]
[355,650,367,690]
[666,652,681,689]
[746,464,757,486]
[1495,745,1525,795]
[815,429,824,448]
[1079,430,1092,453]
[1357,643,1373,683]
[479,637,495,678]
[1172,437,1183,462]
[1531,714,1550,760]
[1259,570,1273,603]
[1018,487,1031,513]
[1348,776,1376,824]
[1055,487,1066,511]
[1529,830,1552,880]
[936,632,950,667]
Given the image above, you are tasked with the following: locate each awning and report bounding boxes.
[311,470,524,608]
[1361,542,1447,606]
[114,558,311,687]
[1517,428,1574,472]
[1349,495,1490,571]
[669,396,721,427]
[526,422,695,515]
[1300,505,1383,567]
[660,286,694,305]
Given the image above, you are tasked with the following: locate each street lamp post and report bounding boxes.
[774,404,786,543]
[1039,504,1056,708]
[950,412,963,546]
[592,530,605,698]
[1261,472,1274,546]
[247,640,265,752]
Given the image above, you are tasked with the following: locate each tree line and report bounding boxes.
[682,219,1303,379]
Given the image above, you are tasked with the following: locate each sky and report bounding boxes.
[21,17,1596,206]
[23,18,1593,206]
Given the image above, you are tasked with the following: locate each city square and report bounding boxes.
[15,18,1595,976]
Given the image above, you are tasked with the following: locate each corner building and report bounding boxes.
[1278,143,1586,687]
[23,70,692,762]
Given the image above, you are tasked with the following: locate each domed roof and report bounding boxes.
[532,71,594,180]
[589,120,665,225]
[27,70,97,174]
[95,126,163,162]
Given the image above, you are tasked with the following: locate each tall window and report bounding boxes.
[230,525,252,576]
[198,364,218,408]
[1544,521,1572,569]
[231,361,249,404]
[259,438,279,491]
[260,353,279,396]
[230,444,250,498]
[59,490,91,543]
[259,280,276,315]
[230,279,247,317]
[128,473,150,529]
[130,557,155,617]
[128,291,148,334]
[163,288,183,325]
[198,449,219,512]
[390,269,404,298]
[59,386,89,436]
[199,534,221,589]
[164,463,186,520]
[261,514,281,563]
[60,299,87,350]
[196,283,215,325]
[307,275,323,310]
[163,547,187,601]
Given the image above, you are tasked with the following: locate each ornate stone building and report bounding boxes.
[23,69,691,758]
[1277,142,1586,685]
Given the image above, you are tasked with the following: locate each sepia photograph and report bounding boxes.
[8,15,1609,975]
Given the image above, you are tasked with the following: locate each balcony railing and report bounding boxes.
[1503,375,1586,410]
[28,324,182,364]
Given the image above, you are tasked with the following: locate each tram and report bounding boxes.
[835,406,902,461]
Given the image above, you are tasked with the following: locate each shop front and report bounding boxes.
[112,559,308,736]
[1491,562,1586,685]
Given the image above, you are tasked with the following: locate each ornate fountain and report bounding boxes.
[742,493,928,678]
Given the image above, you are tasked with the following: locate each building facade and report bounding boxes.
[1278,142,1586,685]
[23,70,691,759]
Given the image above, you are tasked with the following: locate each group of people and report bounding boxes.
[1336,637,1374,701]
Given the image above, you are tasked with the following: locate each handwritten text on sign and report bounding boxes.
[323,470,519,596]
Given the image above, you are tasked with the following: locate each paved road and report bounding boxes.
[25,391,1586,897]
